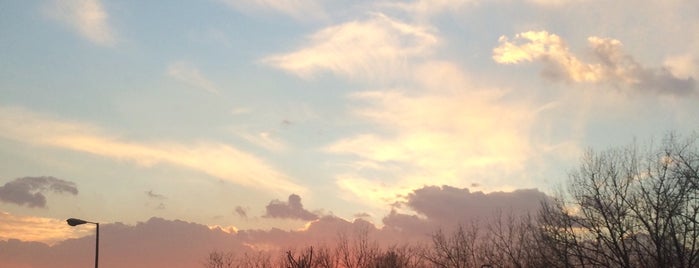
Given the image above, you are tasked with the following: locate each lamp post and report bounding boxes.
[67,218,99,268]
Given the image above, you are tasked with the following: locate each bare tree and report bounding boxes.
[482,212,543,268]
[284,247,314,268]
[203,250,235,268]
[537,134,699,268]
[335,227,380,268]
[239,251,274,268]
[423,223,481,268]
[312,244,339,268]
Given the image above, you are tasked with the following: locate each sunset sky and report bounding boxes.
[1,0,698,266]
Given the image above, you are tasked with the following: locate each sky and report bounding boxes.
[1,0,698,266]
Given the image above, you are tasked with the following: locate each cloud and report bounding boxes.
[0,215,371,267]
[0,177,78,208]
[0,106,305,195]
[664,54,699,80]
[263,13,437,81]
[493,31,696,95]
[219,0,327,21]
[234,130,288,152]
[525,0,584,6]
[325,61,538,206]
[43,0,116,46]
[382,185,550,234]
[145,190,166,209]
[381,0,476,18]
[1,185,551,267]
[403,185,548,222]
[1,217,250,268]
[145,190,166,200]
[264,194,318,221]
[166,62,219,94]
[234,206,248,218]
[0,212,91,245]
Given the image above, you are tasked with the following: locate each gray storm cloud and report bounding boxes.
[263,194,318,221]
[0,176,78,208]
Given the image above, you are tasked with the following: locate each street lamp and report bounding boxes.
[67,218,99,268]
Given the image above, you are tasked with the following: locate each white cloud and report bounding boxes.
[166,62,219,94]
[493,31,604,82]
[325,61,538,206]
[0,106,305,195]
[664,54,699,80]
[44,0,116,46]
[263,13,438,81]
[494,31,696,95]
[220,0,327,21]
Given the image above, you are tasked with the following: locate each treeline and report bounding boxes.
[205,134,699,268]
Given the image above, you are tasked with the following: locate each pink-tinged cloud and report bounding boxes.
[0,185,552,267]
[0,106,306,195]
[493,31,696,95]
[0,216,377,267]
[0,217,248,268]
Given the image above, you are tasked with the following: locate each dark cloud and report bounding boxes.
[383,185,550,232]
[0,176,78,208]
[264,194,318,221]
[234,206,248,218]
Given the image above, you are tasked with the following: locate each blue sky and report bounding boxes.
[1,0,698,242]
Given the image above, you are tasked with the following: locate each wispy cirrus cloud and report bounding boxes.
[43,0,116,46]
[0,106,305,195]
[263,13,437,81]
[493,31,696,95]
[166,62,219,94]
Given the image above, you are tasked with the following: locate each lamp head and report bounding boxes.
[67,218,89,226]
